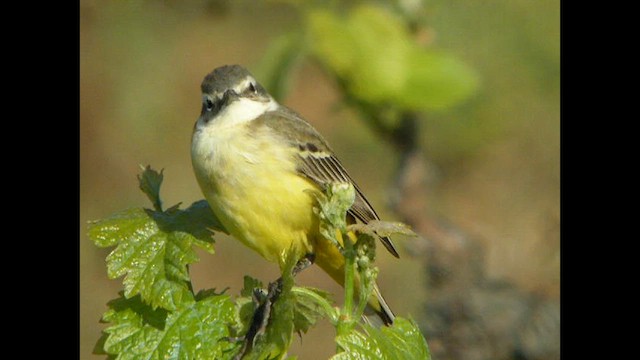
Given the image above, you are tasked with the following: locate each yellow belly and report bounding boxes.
[192,119,389,320]
[192,122,318,268]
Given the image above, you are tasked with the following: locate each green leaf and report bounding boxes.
[242,253,298,360]
[88,207,155,248]
[308,5,411,104]
[397,50,479,111]
[98,292,239,360]
[291,287,334,334]
[233,276,264,337]
[240,275,264,298]
[234,277,333,357]
[239,250,333,359]
[307,4,478,112]
[379,318,431,359]
[332,318,431,360]
[344,5,411,103]
[137,165,164,211]
[88,200,225,310]
[308,9,358,78]
[253,32,306,102]
[333,330,383,360]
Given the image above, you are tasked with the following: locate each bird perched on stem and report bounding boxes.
[191,64,398,325]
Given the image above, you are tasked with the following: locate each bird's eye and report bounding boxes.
[245,82,257,95]
[204,98,214,111]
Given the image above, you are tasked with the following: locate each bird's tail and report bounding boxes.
[313,235,395,326]
[363,283,395,326]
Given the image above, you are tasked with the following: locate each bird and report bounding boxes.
[191,64,398,326]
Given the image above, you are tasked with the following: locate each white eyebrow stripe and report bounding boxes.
[233,76,256,94]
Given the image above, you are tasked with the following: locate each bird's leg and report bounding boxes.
[292,253,315,277]
[232,253,316,359]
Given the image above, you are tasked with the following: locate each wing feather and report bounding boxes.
[253,108,400,258]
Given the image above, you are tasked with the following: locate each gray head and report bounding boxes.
[194,65,279,133]
[199,65,272,121]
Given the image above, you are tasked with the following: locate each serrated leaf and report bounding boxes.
[88,207,156,248]
[291,287,333,334]
[241,276,264,298]
[137,165,164,211]
[98,292,239,360]
[88,200,225,310]
[378,318,431,359]
[332,318,431,360]
[155,199,228,249]
[234,296,257,338]
[333,330,383,360]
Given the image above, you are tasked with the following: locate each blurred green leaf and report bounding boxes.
[307,4,477,113]
[344,4,411,103]
[253,32,306,101]
[308,5,410,103]
[98,292,238,360]
[398,51,479,111]
[308,9,358,78]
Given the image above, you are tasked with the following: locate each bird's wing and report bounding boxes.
[252,108,400,258]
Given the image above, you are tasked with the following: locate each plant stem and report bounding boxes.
[338,229,356,336]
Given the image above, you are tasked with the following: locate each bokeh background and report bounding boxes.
[80,1,559,359]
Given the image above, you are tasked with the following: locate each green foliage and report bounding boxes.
[291,287,335,333]
[137,165,164,212]
[89,167,429,359]
[253,32,307,102]
[261,3,478,116]
[399,50,479,111]
[308,5,412,104]
[96,292,238,360]
[332,318,431,360]
[88,167,225,311]
[311,3,478,112]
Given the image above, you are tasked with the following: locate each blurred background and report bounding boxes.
[80,1,559,359]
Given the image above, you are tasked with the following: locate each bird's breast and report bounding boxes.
[191,122,318,265]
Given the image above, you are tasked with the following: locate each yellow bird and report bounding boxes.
[191,65,398,325]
